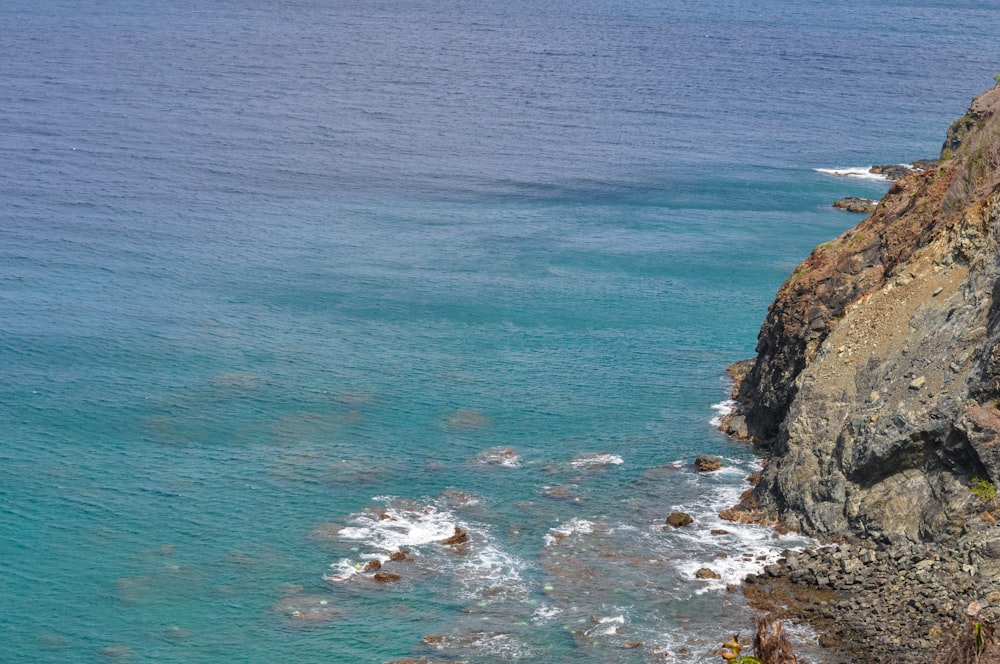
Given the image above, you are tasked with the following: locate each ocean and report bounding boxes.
[2,0,999,661]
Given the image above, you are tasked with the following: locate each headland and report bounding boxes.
[721,82,1000,661]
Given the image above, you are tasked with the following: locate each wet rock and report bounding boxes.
[696,567,721,580]
[363,559,382,572]
[711,529,731,535]
[389,550,410,561]
[870,163,915,180]
[666,512,693,528]
[372,572,401,584]
[744,536,1000,662]
[694,454,724,472]
[832,197,877,214]
[440,526,469,546]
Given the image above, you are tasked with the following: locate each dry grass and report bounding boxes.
[943,112,1000,214]
[752,616,798,664]
[935,619,1000,664]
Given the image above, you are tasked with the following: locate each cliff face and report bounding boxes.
[727,84,1000,542]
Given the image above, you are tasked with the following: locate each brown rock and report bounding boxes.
[695,567,721,579]
[832,197,877,214]
[363,559,382,572]
[389,550,410,561]
[372,572,401,584]
[720,507,762,524]
[694,455,724,472]
[666,512,693,527]
[441,526,469,546]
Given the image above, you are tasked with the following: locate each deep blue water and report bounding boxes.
[3,1,999,661]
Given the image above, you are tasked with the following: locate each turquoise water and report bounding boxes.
[3,0,999,661]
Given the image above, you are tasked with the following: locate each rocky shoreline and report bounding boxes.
[741,522,1000,662]
[719,82,1000,662]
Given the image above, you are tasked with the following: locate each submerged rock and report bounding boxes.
[271,595,341,622]
[444,408,489,429]
[373,572,402,584]
[469,447,520,467]
[99,645,135,659]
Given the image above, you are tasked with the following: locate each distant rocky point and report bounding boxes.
[829,161,941,215]
[832,196,877,214]
[870,159,940,180]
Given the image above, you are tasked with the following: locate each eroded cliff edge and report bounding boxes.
[723,84,1000,543]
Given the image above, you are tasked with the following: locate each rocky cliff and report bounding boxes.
[723,84,1000,543]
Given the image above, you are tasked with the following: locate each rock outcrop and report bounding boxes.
[724,83,1000,543]
[832,196,878,214]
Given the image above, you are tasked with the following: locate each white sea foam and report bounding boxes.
[468,632,532,659]
[324,559,360,583]
[531,604,562,623]
[709,399,735,426]
[658,458,816,595]
[453,543,528,601]
[336,504,457,551]
[814,166,889,181]
[570,452,623,468]
[588,614,626,636]
[325,496,530,603]
[543,517,594,546]
[470,446,522,468]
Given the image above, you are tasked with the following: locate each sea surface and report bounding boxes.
[3,1,1000,662]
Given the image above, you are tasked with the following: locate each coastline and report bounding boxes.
[715,82,1000,662]
[718,376,1000,663]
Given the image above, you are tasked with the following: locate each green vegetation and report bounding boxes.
[971,477,997,504]
[720,635,763,664]
[994,73,1000,85]
[789,265,809,283]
